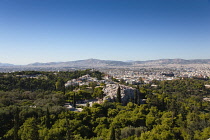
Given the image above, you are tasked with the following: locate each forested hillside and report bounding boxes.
[0,70,210,140]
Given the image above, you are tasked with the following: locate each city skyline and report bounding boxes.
[0,0,210,65]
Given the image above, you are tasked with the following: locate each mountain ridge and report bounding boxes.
[27,58,210,67]
[0,63,14,66]
[1,59,210,68]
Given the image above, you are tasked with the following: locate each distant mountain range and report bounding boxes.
[27,59,210,67]
[27,59,132,67]
[134,59,210,65]
[1,59,210,68]
[0,63,14,66]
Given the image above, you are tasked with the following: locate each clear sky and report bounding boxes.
[0,0,209,65]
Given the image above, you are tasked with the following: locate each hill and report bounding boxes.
[0,63,14,66]
[27,59,210,68]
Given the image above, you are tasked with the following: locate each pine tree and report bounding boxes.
[65,117,72,140]
[18,117,39,140]
[113,97,116,102]
[129,97,133,103]
[109,127,115,140]
[115,128,121,140]
[137,90,141,106]
[137,84,140,91]
[45,107,51,129]
[73,92,76,108]
[86,102,90,107]
[14,107,19,140]
[134,89,137,104]
[56,78,65,94]
[117,86,121,103]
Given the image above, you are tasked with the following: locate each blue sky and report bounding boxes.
[0,0,209,65]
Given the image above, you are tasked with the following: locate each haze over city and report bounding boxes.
[0,0,209,65]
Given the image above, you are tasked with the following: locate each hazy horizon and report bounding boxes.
[0,0,209,65]
[1,58,210,66]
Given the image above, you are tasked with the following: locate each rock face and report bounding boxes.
[103,84,135,104]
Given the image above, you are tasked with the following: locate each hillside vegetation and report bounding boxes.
[0,70,210,140]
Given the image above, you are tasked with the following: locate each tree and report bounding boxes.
[93,87,104,99]
[77,90,92,99]
[137,90,141,105]
[115,128,121,140]
[65,117,73,140]
[116,86,121,103]
[119,79,126,85]
[134,89,137,104]
[45,107,51,129]
[139,77,144,84]
[121,126,135,139]
[14,107,19,140]
[73,92,76,108]
[18,117,39,140]
[136,84,140,91]
[56,78,65,94]
[109,127,115,140]
[89,81,97,93]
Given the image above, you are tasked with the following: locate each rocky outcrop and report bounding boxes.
[103,84,135,104]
